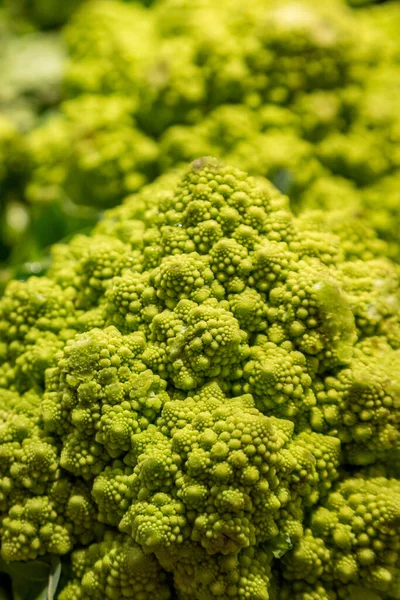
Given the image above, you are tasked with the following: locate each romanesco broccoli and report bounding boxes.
[0,157,399,599]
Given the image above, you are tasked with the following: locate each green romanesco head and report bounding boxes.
[0,158,398,599]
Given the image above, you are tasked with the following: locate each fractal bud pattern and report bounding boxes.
[0,158,399,599]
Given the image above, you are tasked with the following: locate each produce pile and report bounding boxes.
[0,1,399,599]
[1,0,400,278]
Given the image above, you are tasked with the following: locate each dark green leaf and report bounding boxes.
[0,555,62,600]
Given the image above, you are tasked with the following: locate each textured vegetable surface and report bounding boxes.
[1,0,400,282]
[0,157,399,599]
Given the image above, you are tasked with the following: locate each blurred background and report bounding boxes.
[0,0,399,291]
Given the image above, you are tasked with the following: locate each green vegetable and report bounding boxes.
[0,157,399,599]
[2,0,400,281]
[16,0,400,259]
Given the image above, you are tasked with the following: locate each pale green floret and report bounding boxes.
[157,542,273,600]
[282,477,400,599]
[58,531,171,600]
[42,326,167,469]
[311,338,400,467]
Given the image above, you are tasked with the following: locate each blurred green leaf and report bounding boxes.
[272,168,294,196]
[0,555,62,600]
